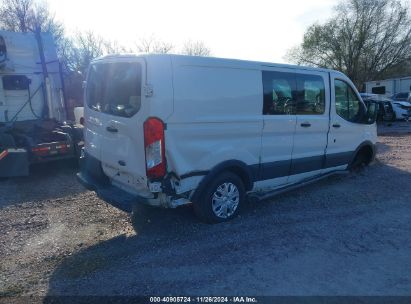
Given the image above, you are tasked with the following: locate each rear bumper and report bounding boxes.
[77,152,153,213]
[30,141,76,163]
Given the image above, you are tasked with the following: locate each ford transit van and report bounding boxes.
[77,54,377,223]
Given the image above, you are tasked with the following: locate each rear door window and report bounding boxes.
[295,74,325,115]
[86,62,142,118]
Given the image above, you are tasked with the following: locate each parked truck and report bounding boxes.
[0,30,83,177]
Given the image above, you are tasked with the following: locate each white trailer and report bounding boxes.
[0,30,83,177]
[0,31,66,122]
[365,76,411,97]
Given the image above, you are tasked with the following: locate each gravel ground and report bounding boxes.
[1,129,411,298]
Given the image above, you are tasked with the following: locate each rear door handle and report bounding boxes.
[332,123,341,128]
[106,126,118,133]
[300,122,311,128]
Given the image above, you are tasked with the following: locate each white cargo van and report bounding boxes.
[77,54,377,223]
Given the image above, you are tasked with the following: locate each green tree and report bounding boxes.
[286,0,411,90]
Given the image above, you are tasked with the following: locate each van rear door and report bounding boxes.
[84,57,150,195]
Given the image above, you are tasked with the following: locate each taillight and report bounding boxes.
[143,117,166,179]
[32,146,50,156]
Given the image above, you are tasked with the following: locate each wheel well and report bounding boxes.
[190,161,254,204]
[224,166,253,191]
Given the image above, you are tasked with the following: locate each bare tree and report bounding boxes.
[0,0,32,32]
[103,40,132,55]
[181,40,211,56]
[62,31,132,105]
[63,32,104,75]
[135,36,174,54]
[286,0,411,89]
[62,31,131,76]
[0,0,64,42]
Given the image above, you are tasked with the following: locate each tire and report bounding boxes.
[193,172,245,223]
[349,150,370,172]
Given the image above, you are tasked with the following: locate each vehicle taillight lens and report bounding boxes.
[143,117,166,179]
[32,146,50,156]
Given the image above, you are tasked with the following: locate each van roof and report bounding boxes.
[92,53,343,76]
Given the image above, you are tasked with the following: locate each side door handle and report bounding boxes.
[300,122,311,128]
[106,126,118,133]
[332,123,341,128]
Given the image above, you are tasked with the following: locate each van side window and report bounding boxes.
[262,71,296,115]
[335,79,363,123]
[295,74,325,115]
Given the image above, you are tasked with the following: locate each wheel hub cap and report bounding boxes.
[211,182,240,219]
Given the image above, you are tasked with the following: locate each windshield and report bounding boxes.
[86,61,142,118]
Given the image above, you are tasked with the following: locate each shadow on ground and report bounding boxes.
[0,159,85,208]
[44,162,411,297]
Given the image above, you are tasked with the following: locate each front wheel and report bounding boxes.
[349,149,372,172]
[193,172,245,223]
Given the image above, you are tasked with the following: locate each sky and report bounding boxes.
[47,0,342,63]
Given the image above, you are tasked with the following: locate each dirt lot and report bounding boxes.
[1,127,411,298]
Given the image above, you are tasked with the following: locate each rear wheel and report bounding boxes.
[193,172,245,223]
